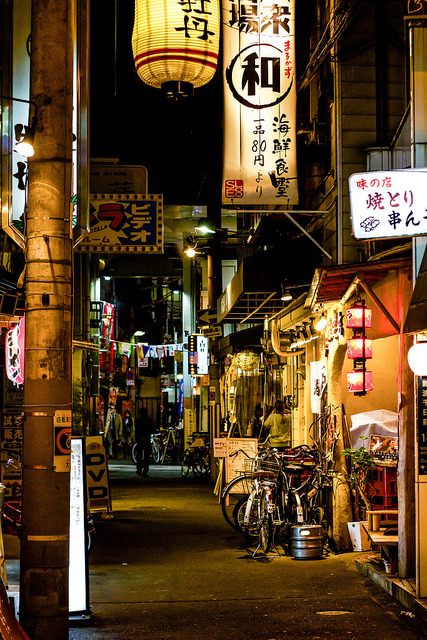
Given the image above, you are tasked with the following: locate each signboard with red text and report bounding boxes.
[76,193,163,253]
[349,170,427,240]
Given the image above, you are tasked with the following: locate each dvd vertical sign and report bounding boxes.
[222,0,297,205]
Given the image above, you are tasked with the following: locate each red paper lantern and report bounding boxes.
[347,338,373,359]
[347,370,373,393]
[346,305,372,328]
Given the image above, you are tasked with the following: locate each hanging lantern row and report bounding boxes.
[346,301,373,395]
[132,0,220,98]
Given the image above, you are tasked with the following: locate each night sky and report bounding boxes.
[90,0,223,206]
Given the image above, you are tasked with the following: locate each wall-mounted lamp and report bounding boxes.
[184,235,198,258]
[315,307,327,331]
[281,287,293,302]
[408,335,427,376]
[1,95,39,158]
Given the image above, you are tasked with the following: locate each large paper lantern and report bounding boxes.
[132,0,220,95]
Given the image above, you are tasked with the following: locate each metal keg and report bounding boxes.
[291,525,323,559]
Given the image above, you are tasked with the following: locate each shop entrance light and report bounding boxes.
[408,336,427,376]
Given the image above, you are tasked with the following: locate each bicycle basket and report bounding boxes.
[253,459,281,478]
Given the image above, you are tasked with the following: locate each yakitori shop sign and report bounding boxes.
[349,169,427,240]
[222,0,297,205]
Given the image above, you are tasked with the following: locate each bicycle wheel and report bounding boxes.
[181,449,193,477]
[131,442,138,465]
[131,442,144,465]
[233,495,259,542]
[221,474,253,531]
[258,489,274,554]
[195,451,211,476]
[152,437,162,464]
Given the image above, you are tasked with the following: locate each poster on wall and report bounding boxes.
[222,0,298,205]
[226,438,258,483]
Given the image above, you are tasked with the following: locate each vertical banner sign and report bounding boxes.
[53,410,72,472]
[222,0,297,205]
[86,435,111,513]
[69,437,91,618]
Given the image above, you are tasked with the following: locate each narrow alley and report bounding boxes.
[46,461,427,640]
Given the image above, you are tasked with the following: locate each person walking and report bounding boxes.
[121,409,134,459]
[108,407,123,459]
[135,406,154,477]
[263,400,291,449]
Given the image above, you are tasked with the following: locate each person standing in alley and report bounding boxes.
[263,400,291,449]
[121,409,134,459]
[135,406,154,477]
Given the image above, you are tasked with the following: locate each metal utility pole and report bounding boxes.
[20,0,73,637]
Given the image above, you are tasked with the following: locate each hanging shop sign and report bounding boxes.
[405,0,427,16]
[310,359,327,415]
[76,194,163,253]
[188,333,209,376]
[222,0,298,205]
[132,0,220,91]
[349,169,427,240]
[5,317,25,386]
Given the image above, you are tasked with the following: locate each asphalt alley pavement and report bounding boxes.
[6,459,427,639]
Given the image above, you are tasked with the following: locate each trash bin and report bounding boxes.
[291,525,323,559]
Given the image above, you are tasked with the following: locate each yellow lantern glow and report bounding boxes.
[132,0,220,92]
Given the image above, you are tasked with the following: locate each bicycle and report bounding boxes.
[131,433,162,465]
[181,433,210,477]
[235,445,320,556]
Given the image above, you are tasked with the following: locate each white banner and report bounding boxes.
[310,359,327,415]
[222,0,297,205]
[349,169,427,240]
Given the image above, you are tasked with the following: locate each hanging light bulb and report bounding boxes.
[316,312,327,331]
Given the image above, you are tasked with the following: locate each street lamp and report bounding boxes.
[1,95,39,157]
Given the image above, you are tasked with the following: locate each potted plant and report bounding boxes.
[342,437,377,550]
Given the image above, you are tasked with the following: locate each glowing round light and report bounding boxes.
[408,342,427,376]
[132,0,220,90]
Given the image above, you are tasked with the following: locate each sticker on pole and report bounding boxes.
[53,410,72,472]
[349,169,427,240]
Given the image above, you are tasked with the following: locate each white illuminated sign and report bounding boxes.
[188,334,209,376]
[222,0,297,205]
[69,437,90,617]
[349,169,427,240]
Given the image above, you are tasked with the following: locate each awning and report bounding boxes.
[306,257,411,307]
[217,256,285,325]
[217,242,316,325]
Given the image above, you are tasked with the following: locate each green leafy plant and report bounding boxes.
[342,436,376,490]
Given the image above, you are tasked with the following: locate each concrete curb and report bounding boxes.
[355,555,427,623]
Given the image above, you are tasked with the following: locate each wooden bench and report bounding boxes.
[366,509,398,531]
[363,518,398,574]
